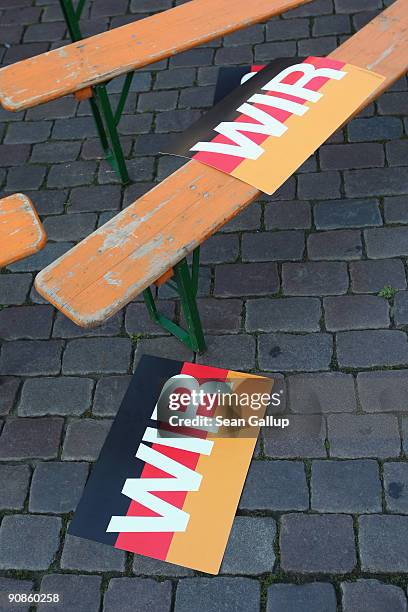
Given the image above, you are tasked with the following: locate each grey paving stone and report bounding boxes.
[133,555,194,577]
[384,196,408,223]
[61,533,125,572]
[0,340,62,376]
[221,203,261,233]
[0,464,30,510]
[335,0,380,11]
[324,295,390,331]
[308,229,362,260]
[134,337,193,369]
[298,35,337,56]
[7,242,73,272]
[320,143,384,170]
[0,377,20,416]
[138,90,178,112]
[0,305,53,340]
[214,262,280,297]
[191,298,242,333]
[220,516,276,574]
[266,18,308,40]
[196,334,256,370]
[349,117,403,142]
[311,459,381,513]
[258,333,332,372]
[282,262,349,295]
[7,165,46,191]
[125,300,172,337]
[365,227,408,258]
[298,171,341,200]
[240,460,309,511]
[383,462,408,513]
[93,375,132,417]
[47,161,96,188]
[200,234,239,264]
[62,419,112,461]
[280,514,356,573]
[69,185,122,212]
[263,414,326,459]
[0,577,33,612]
[359,515,408,572]
[403,418,408,454]
[104,578,171,612]
[345,167,408,198]
[52,117,96,141]
[242,231,305,262]
[29,462,89,514]
[31,140,81,163]
[394,292,408,327]
[175,578,260,612]
[0,515,61,570]
[225,23,265,45]
[0,417,63,460]
[62,338,131,374]
[327,414,400,458]
[0,273,32,305]
[0,143,30,166]
[314,13,351,35]
[357,370,408,413]
[336,330,408,368]
[53,311,122,338]
[341,579,408,612]
[38,574,102,612]
[284,0,333,17]
[5,121,51,144]
[254,41,296,60]
[386,140,408,166]
[314,199,382,229]
[246,297,321,332]
[43,212,97,241]
[264,200,311,230]
[267,583,337,612]
[25,189,68,216]
[350,259,407,293]
[155,67,196,89]
[288,372,357,414]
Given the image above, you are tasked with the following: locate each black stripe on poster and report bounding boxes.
[68,355,183,546]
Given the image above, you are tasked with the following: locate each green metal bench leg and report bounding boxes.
[58,0,132,185]
[142,249,206,353]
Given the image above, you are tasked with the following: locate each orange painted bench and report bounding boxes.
[0,194,46,268]
[35,0,408,352]
[0,0,311,184]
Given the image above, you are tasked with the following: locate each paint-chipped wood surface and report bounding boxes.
[0,194,46,267]
[35,0,408,327]
[0,0,310,112]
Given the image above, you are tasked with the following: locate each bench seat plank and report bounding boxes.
[0,194,46,267]
[35,0,408,327]
[0,0,308,112]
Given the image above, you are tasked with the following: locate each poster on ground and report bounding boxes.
[69,355,276,574]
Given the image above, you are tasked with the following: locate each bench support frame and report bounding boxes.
[143,248,206,353]
[59,0,132,184]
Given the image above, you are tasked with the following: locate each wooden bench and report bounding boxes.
[0,0,311,184]
[0,194,46,268]
[35,0,408,353]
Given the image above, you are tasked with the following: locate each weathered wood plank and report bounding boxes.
[0,0,310,111]
[0,194,46,267]
[35,0,408,327]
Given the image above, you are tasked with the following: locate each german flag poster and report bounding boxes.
[163,56,385,194]
[69,355,277,574]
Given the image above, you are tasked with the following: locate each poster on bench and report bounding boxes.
[162,56,385,194]
[68,355,276,574]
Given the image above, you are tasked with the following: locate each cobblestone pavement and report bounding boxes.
[1,0,408,610]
